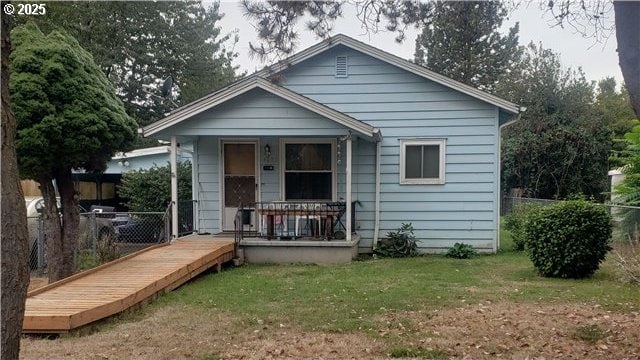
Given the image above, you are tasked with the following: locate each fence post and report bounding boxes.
[90,211,97,253]
[37,215,44,271]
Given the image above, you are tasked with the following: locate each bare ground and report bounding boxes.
[20,302,640,359]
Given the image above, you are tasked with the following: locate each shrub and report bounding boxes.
[503,202,543,251]
[374,223,418,258]
[524,199,612,278]
[445,243,477,259]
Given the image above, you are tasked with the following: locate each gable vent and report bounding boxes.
[335,56,348,77]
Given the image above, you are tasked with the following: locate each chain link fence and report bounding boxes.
[502,196,640,243]
[29,200,197,274]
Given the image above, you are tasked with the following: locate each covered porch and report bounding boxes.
[141,77,382,263]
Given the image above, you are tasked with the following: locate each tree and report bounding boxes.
[413,1,520,92]
[28,1,238,129]
[118,162,192,212]
[593,77,638,168]
[499,43,610,199]
[1,4,29,359]
[242,0,640,116]
[10,23,138,281]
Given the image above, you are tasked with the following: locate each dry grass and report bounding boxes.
[20,302,640,359]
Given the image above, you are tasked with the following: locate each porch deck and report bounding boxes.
[23,238,234,333]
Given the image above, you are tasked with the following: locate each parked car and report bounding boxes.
[113,216,165,243]
[25,196,118,269]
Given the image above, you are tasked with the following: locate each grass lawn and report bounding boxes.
[21,231,640,359]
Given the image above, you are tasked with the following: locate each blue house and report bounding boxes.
[141,34,522,262]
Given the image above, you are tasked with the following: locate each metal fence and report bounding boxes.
[29,211,170,274]
[502,196,640,242]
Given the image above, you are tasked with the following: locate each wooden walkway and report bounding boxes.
[23,239,235,333]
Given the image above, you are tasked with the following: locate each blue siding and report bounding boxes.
[195,137,220,232]
[158,89,351,138]
[279,45,501,252]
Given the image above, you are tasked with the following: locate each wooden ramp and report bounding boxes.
[23,239,235,333]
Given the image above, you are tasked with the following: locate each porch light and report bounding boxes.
[264,144,272,162]
[118,160,129,167]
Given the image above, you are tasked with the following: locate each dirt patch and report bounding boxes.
[20,302,640,359]
[20,305,386,360]
[378,302,640,359]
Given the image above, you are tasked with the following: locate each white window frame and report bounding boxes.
[399,139,446,185]
[279,138,337,201]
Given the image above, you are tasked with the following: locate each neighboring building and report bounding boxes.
[141,34,522,261]
[22,146,192,210]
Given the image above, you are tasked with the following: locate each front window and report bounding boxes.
[400,139,446,184]
[283,141,334,200]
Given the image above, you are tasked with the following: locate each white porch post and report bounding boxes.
[346,136,352,242]
[170,136,179,241]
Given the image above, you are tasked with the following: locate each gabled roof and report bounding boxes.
[141,76,381,140]
[257,34,522,115]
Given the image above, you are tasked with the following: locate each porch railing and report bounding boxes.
[234,201,347,241]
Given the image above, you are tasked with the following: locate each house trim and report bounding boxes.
[141,77,381,140]
[257,34,522,115]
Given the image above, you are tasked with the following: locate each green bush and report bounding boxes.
[118,161,192,212]
[445,243,477,259]
[503,202,543,251]
[374,223,418,258]
[524,199,612,278]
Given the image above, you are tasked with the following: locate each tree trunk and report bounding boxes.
[40,178,64,282]
[614,1,640,118]
[56,168,79,278]
[1,3,30,358]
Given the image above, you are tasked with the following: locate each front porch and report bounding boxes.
[239,235,360,264]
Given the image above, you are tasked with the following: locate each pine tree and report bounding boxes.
[10,23,138,281]
[413,1,520,92]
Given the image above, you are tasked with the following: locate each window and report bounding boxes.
[399,139,445,184]
[282,140,335,200]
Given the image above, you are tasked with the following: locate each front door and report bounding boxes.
[222,142,257,231]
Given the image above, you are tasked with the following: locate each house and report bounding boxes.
[141,34,522,263]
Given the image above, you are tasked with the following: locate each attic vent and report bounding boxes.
[335,56,348,77]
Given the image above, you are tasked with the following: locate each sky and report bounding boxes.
[216,1,623,86]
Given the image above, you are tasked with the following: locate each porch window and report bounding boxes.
[399,139,446,184]
[283,141,334,200]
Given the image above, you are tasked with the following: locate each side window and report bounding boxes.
[399,139,445,184]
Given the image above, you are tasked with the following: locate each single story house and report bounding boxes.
[141,34,523,263]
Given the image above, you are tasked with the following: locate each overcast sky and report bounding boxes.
[216,1,623,86]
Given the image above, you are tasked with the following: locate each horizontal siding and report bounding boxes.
[161,89,350,137]
[281,45,500,251]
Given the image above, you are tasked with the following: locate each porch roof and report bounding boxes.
[141,76,382,141]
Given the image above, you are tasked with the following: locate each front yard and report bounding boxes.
[21,237,640,359]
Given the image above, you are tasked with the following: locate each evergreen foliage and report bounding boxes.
[413,1,520,92]
[27,1,238,128]
[10,23,137,179]
[118,162,193,212]
[10,23,137,280]
[524,199,612,278]
[498,43,610,200]
[594,78,638,168]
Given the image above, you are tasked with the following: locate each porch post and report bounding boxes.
[170,136,179,241]
[346,136,352,242]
